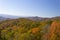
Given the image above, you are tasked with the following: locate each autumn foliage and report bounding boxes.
[31,27,40,34]
[0,18,60,40]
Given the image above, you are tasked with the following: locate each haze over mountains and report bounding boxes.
[0,14,20,18]
[0,14,60,21]
[0,14,20,21]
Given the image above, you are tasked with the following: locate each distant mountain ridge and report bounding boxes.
[0,16,10,21]
[0,14,60,21]
[0,14,19,19]
[26,16,60,21]
[0,14,20,21]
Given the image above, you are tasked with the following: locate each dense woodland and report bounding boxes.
[0,17,60,40]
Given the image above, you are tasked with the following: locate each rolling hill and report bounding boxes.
[0,16,60,40]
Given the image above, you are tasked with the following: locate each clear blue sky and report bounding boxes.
[0,0,60,17]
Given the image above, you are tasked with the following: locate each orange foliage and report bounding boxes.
[50,21,60,35]
[48,21,60,40]
[11,26,17,30]
[31,27,40,34]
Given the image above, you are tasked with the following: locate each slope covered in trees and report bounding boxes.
[48,20,60,40]
[0,17,60,40]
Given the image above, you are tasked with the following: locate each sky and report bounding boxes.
[0,0,60,17]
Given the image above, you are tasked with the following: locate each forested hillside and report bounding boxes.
[0,17,60,40]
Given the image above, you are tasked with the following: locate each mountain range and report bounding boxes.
[0,14,20,21]
[0,14,19,18]
[0,14,60,21]
[0,14,60,40]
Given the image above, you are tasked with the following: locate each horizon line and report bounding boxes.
[0,13,60,18]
